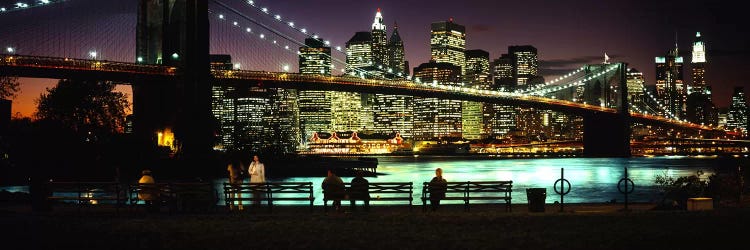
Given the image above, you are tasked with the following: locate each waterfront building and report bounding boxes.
[727,87,749,136]
[413,61,463,141]
[655,44,685,118]
[304,131,410,155]
[430,19,466,75]
[298,38,332,142]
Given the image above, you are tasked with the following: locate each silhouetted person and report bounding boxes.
[349,170,370,211]
[138,169,158,213]
[429,168,447,211]
[227,159,245,210]
[322,169,345,212]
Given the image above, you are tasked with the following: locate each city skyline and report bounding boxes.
[2,0,749,117]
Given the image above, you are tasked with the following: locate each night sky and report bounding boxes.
[2,0,748,117]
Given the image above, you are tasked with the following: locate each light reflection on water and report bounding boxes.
[215,156,724,205]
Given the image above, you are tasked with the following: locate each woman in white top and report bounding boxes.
[248,155,266,206]
[248,155,266,183]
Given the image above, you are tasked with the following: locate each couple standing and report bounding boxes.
[228,155,265,210]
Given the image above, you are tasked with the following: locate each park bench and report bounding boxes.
[129,182,218,213]
[223,182,314,212]
[47,181,127,212]
[421,181,513,212]
[322,182,414,212]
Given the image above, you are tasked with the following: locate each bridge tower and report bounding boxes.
[582,62,631,157]
[134,0,212,158]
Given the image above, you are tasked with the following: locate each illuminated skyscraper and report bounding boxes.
[346,31,374,77]
[298,38,332,141]
[490,54,516,137]
[626,68,646,113]
[727,87,748,136]
[210,55,266,152]
[413,61,463,140]
[509,45,538,89]
[430,19,466,75]
[690,32,707,95]
[655,44,685,118]
[299,38,331,75]
[371,8,388,68]
[463,50,491,139]
[264,88,300,154]
[373,22,411,138]
[388,22,407,76]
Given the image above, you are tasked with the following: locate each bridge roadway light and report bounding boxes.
[233,63,241,70]
[6,47,14,54]
[89,51,97,60]
[282,64,289,72]
[137,56,143,63]
[171,53,179,59]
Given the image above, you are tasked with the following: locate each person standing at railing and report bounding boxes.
[248,155,266,206]
[227,159,245,211]
[138,169,158,213]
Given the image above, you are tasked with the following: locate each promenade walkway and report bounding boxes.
[1,201,748,249]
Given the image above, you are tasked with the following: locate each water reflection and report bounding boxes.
[214,156,722,205]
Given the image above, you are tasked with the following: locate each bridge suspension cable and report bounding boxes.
[0,0,68,14]
[524,64,621,96]
[228,0,408,78]
[211,1,395,79]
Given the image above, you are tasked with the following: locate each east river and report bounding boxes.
[1,156,739,205]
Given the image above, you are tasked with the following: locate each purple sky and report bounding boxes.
[2,0,748,116]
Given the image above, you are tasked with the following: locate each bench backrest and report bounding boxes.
[223,182,314,198]
[48,182,126,202]
[422,181,513,199]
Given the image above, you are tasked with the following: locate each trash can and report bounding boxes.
[526,188,546,212]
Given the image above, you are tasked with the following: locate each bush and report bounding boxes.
[654,172,708,210]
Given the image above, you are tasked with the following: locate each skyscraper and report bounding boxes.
[298,38,332,141]
[388,22,407,76]
[655,45,685,119]
[371,8,388,68]
[690,32,707,95]
[463,49,491,139]
[210,55,267,152]
[374,18,412,138]
[346,31,374,77]
[509,45,538,89]
[626,68,646,113]
[430,19,466,75]
[490,54,516,137]
[727,87,749,136]
[264,88,300,154]
[413,61,463,141]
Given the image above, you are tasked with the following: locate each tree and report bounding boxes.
[34,79,129,138]
[0,77,20,100]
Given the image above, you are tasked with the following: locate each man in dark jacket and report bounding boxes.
[322,169,345,211]
[429,168,447,211]
[349,170,370,211]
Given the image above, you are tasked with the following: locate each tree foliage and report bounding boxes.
[0,77,20,100]
[34,79,129,137]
